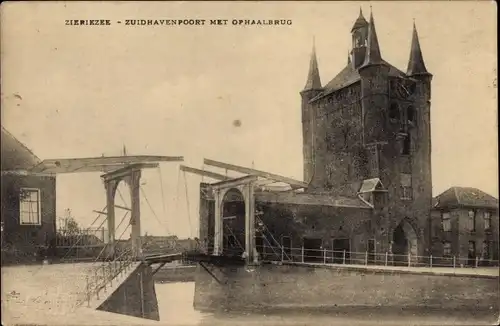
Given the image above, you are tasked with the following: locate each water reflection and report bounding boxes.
[155,282,497,326]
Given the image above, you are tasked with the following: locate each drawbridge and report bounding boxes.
[179,158,308,280]
[27,150,198,318]
[22,153,309,318]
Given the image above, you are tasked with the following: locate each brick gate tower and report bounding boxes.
[300,9,433,257]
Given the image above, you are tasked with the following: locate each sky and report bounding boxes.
[1,1,497,239]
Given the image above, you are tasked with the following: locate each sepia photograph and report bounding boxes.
[1,1,498,325]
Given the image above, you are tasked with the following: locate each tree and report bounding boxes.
[58,209,80,237]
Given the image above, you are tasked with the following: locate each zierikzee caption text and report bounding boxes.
[65,19,293,26]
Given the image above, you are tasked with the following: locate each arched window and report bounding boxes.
[389,102,399,121]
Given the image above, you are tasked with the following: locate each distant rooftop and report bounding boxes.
[433,187,499,210]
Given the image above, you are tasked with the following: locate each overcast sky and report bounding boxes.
[1,1,497,238]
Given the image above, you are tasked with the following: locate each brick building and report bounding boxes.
[1,126,57,263]
[431,187,499,266]
[298,9,433,261]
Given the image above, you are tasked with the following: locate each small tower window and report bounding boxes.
[407,106,415,126]
[353,30,366,48]
[389,103,399,122]
[402,135,411,155]
[400,173,412,201]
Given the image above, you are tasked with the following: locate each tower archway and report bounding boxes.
[221,188,246,257]
[392,219,418,265]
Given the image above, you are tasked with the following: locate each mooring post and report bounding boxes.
[430,254,433,268]
[453,256,456,269]
[407,253,411,267]
[385,252,388,266]
[301,246,304,263]
[281,246,284,262]
[365,251,368,265]
[139,271,145,318]
[475,256,479,268]
[343,250,346,265]
[323,248,326,264]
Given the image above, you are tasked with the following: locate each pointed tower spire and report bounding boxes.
[406,21,430,76]
[122,144,127,156]
[361,10,385,68]
[303,37,322,91]
[351,7,368,32]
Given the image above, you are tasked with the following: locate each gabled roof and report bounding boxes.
[311,61,406,101]
[434,187,499,210]
[1,126,41,171]
[358,178,386,193]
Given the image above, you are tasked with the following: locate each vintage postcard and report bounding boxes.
[1,1,498,325]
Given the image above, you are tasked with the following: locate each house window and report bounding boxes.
[19,188,41,225]
[442,212,451,232]
[482,241,490,260]
[484,211,491,230]
[400,173,412,200]
[443,241,452,256]
[467,210,476,232]
[369,146,379,177]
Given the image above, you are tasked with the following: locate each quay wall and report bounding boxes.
[98,264,160,321]
[193,262,499,315]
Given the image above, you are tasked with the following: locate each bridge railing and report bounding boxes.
[254,244,499,268]
[79,248,138,307]
[198,244,499,269]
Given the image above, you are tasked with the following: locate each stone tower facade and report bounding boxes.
[300,10,433,255]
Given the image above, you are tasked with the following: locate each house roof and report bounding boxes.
[1,126,41,171]
[255,191,372,209]
[433,187,499,210]
[311,61,406,101]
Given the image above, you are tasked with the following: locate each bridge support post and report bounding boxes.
[213,189,223,255]
[102,165,146,261]
[210,175,258,264]
[243,183,257,264]
[126,169,142,260]
[104,180,118,259]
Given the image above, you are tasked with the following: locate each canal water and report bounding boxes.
[155,282,497,326]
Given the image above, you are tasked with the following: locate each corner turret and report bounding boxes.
[350,8,369,68]
[301,39,323,184]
